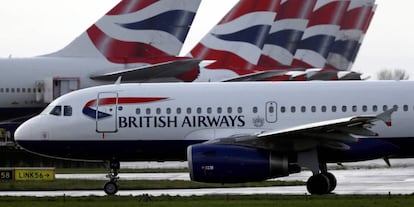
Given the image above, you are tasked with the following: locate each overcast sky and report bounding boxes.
[0,0,413,79]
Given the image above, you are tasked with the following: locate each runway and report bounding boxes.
[2,161,414,197]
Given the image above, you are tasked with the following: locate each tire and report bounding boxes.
[323,172,337,192]
[104,181,118,195]
[306,174,330,195]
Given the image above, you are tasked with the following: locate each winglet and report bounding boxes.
[115,76,122,85]
[376,106,398,127]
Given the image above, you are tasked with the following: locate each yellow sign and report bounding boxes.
[14,168,55,181]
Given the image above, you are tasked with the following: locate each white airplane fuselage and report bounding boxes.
[14,81,414,162]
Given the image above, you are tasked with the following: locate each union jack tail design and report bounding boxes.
[46,0,201,64]
[190,0,280,78]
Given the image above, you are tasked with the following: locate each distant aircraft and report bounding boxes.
[15,80,411,195]
[0,0,201,127]
[190,0,376,81]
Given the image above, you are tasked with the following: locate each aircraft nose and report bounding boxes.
[14,116,43,149]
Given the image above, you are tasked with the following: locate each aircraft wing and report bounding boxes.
[209,107,397,152]
[90,59,201,82]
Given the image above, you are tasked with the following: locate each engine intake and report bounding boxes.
[187,144,295,183]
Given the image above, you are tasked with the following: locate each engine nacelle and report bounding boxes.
[187,144,294,183]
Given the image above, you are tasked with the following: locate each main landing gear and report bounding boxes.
[306,163,337,195]
[298,149,337,195]
[104,160,120,195]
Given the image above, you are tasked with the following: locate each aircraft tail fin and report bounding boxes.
[189,0,280,75]
[45,0,201,63]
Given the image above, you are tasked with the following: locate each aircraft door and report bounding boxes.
[265,101,277,123]
[96,92,118,133]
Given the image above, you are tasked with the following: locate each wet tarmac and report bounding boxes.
[2,162,414,197]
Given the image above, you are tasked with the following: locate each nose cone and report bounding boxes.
[14,116,43,152]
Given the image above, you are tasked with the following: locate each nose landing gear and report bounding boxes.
[104,160,120,195]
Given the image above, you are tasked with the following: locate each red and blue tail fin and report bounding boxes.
[46,0,201,63]
[189,0,280,80]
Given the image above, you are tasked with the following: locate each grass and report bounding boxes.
[0,195,414,207]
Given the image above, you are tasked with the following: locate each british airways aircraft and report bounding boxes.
[0,0,201,123]
[15,80,410,195]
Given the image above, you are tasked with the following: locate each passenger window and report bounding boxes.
[136,108,141,115]
[404,105,408,112]
[186,108,192,114]
[64,106,72,116]
[197,107,202,114]
[373,105,378,112]
[321,106,327,112]
[227,107,232,114]
[207,107,212,114]
[237,107,243,114]
[362,105,368,112]
[301,106,306,113]
[217,107,222,114]
[176,108,182,114]
[166,108,172,114]
[342,106,347,112]
[0,88,3,93]
[383,105,388,111]
[291,106,296,113]
[281,106,286,113]
[311,106,316,113]
[50,105,62,116]
[332,106,337,112]
[393,105,398,111]
[146,108,151,115]
[252,107,258,114]
[352,105,357,112]
[156,108,161,115]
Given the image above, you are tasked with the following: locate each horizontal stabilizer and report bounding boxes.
[90,59,201,82]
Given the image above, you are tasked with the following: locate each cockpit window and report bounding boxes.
[64,105,72,116]
[50,105,62,116]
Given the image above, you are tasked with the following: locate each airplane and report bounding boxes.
[0,0,201,130]
[189,0,377,81]
[14,80,412,195]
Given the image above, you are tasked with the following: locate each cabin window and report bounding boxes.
[281,106,286,113]
[176,108,182,114]
[156,108,161,115]
[352,105,357,112]
[342,106,347,112]
[311,106,316,113]
[237,107,243,114]
[291,106,296,113]
[186,107,192,114]
[50,105,62,116]
[362,105,368,112]
[217,107,222,114]
[252,107,258,114]
[227,107,232,114]
[321,106,327,112]
[0,88,3,93]
[197,107,202,114]
[373,105,378,112]
[5,88,9,93]
[393,105,398,111]
[64,105,72,116]
[136,108,141,115]
[166,108,172,114]
[331,106,337,112]
[207,107,212,114]
[22,88,26,93]
[146,108,151,115]
[383,105,388,111]
[404,105,408,112]
[300,106,306,113]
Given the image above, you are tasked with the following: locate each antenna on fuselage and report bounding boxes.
[115,76,122,85]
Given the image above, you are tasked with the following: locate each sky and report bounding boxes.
[0,0,413,79]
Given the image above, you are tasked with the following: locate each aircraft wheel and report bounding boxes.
[323,172,337,192]
[306,174,330,195]
[104,181,118,195]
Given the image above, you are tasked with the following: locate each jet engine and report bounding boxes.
[187,144,299,183]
